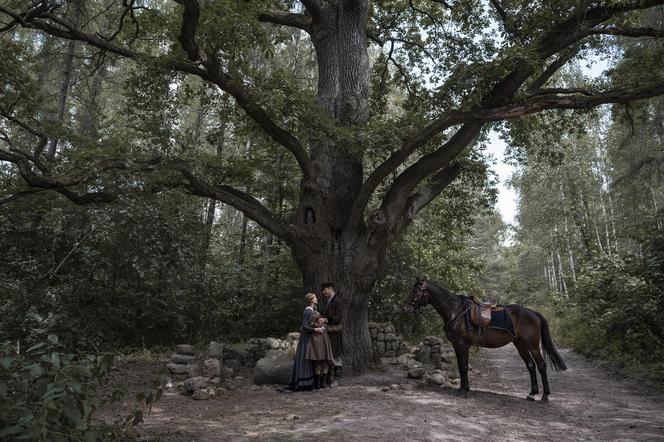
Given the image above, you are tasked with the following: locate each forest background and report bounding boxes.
[1,0,663,438]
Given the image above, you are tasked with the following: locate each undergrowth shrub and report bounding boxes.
[0,334,161,441]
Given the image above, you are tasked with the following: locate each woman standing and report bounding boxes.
[305,311,334,389]
[286,293,324,391]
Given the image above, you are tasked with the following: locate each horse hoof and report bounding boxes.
[541,395,549,403]
[455,389,468,398]
[526,395,535,401]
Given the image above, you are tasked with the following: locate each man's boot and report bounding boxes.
[313,374,320,390]
[320,374,328,389]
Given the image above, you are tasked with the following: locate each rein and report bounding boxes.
[413,282,469,333]
[443,299,471,333]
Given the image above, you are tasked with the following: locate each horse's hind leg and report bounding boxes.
[530,346,550,402]
[514,339,538,401]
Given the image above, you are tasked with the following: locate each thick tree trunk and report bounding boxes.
[287,0,376,373]
[293,237,383,373]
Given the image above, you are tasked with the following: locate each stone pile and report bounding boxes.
[415,336,455,370]
[369,322,408,357]
[222,335,298,371]
[379,335,460,389]
[166,344,199,376]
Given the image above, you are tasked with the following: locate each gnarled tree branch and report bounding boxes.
[589,26,664,38]
[394,162,463,235]
[258,10,312,32]
[174,0,203,62]
[169,160,294,241]
[489,0,513,35]
[527,47,581,93]
[347,0,664,230]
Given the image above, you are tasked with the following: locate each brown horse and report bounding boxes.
[403,279,567,401]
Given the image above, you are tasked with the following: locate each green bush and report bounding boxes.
[557,239,664,383]
[0,334,153,441]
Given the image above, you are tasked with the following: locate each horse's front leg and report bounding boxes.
[452,341,470,396]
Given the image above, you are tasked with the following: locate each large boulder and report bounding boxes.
[407,367,427,379]
[429,373,447,386]
[253,350,293,385]
[184,376,208,393]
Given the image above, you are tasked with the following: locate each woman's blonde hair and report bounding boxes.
[305,292,317,305]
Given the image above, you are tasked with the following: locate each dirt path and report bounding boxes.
[109,347,664,441]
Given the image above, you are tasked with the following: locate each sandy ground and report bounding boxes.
[102,346,664,441]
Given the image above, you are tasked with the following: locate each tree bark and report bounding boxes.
[286,0,377,372]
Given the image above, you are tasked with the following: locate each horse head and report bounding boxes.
[403,278,430,314]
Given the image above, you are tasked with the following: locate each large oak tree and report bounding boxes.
[2,0,664,371]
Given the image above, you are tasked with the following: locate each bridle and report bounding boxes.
[410,282,430,311]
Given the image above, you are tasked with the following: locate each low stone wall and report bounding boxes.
[369,322,408,357]
[415,336,455,370]
[222,334,299,369]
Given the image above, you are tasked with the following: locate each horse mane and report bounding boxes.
[426,280,459,300]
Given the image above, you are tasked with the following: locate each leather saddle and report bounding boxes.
[468,297,504,329]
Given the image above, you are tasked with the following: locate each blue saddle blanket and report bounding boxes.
[489,308,516,337]
[465,307,516,337]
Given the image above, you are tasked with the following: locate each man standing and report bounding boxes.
[320,282,343,385]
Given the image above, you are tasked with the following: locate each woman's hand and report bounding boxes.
[315,327,324,334]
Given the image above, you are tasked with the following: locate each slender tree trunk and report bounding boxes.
[569,183,592,253]
[46,5,81,160]
[563,218,577,286]
[589,200,604,252]
[80,63,107,139]
[556,249,567,296]
[549,251,557,291]
[608,194,619,252]
[599,191,611,253]
[261,154,284,291]
[237,214,249,266]
[651,185,663,230]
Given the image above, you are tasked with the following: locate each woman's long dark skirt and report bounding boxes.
[287,333,314,390]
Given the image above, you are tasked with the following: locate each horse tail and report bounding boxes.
[535,311,567,371]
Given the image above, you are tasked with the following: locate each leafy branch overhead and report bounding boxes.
[1,0,664,239]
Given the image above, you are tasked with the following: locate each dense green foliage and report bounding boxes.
[1,2,663,437]
[503,84,664,382]
[0,333,153,441]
